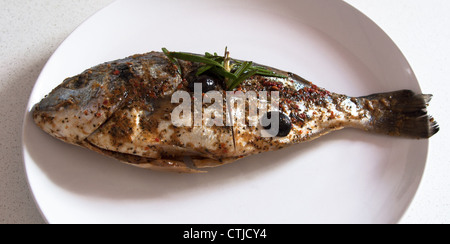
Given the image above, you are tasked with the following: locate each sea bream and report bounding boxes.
[32,49,439,173]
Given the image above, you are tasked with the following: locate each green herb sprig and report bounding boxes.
[162,47,287,90]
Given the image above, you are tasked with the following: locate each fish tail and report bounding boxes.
[360,90,439,139]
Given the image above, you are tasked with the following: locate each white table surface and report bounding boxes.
[1,0,449,224]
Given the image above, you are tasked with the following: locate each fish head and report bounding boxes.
[32,66,129,145]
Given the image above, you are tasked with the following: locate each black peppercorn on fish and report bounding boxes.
[32,51,439,173]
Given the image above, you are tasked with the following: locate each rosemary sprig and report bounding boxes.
[162,48,182,75]
[169,52,223,67]
[162,47,287,90]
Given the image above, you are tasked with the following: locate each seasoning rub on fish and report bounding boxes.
[32,49,439,173]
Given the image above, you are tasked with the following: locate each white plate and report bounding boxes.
[22,0,428,224]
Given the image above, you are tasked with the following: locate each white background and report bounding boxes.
[1,0,449,223]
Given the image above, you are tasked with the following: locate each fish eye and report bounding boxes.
[261,111,292,137]
[188,75,218,93]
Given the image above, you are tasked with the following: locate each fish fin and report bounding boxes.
[192,157,239,168]
[361,90,439,139]
[81,141,205,173]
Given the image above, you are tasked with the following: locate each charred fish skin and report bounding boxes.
[32,51,439,173]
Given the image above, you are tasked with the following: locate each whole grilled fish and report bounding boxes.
[32,51,439,173]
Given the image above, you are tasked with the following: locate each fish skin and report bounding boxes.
[32,51,439,173]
